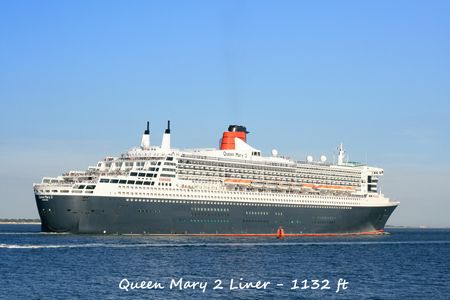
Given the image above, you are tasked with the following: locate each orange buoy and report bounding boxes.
[276,226,285,239]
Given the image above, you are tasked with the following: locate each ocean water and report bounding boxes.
[0,225,449,299]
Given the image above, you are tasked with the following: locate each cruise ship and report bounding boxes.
[34,121,398,235]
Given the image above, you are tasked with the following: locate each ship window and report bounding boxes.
[161,174,175,178]
[135,181,143,185]
[119,180,127,184]
[99,178,109,183]
[86,185,96,190]
[111,179,119,183]
[130,172,138,176]
[127,180,135,184]
[138,173,145,177]
[146,173,153,177]
[143,182,150,186]
[166,157,174,161]
[79,185,86,189]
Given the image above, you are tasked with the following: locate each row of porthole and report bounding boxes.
[245,211,269,216]
[121,193,359,206]
[313,220,336,224]
[191,213,230,217]
[190,219,230,223]
[124,198,354,210]
[137,209,161,213]
[191,207,229,212]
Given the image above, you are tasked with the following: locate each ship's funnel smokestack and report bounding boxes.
[141,121,150,149]
[161,120,171,150]
[220,125,248,150]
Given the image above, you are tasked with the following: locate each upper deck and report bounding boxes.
[34,122,385,200]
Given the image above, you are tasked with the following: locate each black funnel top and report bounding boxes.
[228,125,249,133]
[165,120,171,134]
[144,121,150,134]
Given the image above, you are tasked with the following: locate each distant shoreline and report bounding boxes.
[0,222,41,224]
[386,225,450,229]
[0,219,41,225]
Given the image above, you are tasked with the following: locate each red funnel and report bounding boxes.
[220,125,248,150]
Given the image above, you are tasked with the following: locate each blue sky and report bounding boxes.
[0,1,449,226]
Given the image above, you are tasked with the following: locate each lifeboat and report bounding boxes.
[224,179,252,185]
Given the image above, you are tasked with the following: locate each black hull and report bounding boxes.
[35,195,397,235]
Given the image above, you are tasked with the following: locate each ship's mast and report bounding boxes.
[161,120,171,150]
[337,143,346,165]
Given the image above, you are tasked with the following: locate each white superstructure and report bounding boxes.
[34,122,398,210]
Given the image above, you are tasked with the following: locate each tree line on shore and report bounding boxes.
[0,218,40,223]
